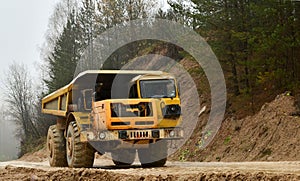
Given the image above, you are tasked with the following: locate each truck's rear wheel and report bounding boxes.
[138,140,167,167]
[111,149,136,166]
[47,125,67,167]
[66,121,95,168]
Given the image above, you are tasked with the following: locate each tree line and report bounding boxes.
[170,0,300,99]
[44,0,161,93]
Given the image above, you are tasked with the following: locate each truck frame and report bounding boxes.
[42,70,183,168]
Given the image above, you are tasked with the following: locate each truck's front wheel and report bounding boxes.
[47,125,67,167]
[138,140,167,167]
[66,121,95,168]
[111,149,136,166]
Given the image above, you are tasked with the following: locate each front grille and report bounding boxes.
[128,130,151,139]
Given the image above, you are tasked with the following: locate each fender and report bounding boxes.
[65,112,91,141]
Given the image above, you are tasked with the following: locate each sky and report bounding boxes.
[0,0,59,160]
[0,1,60,76]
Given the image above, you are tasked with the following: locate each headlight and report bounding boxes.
[169,130,175,137]
[162,104,181,118]
[99,132,106,139]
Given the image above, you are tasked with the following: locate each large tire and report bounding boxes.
[66,121,95,168]
[47,125,67,167]
[111,149,136,166]
[138,140,167,167]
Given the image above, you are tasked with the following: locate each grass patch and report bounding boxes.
[224,136,231,145]
[179,149,190,161]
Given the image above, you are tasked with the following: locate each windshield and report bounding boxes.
[140,79,176,98]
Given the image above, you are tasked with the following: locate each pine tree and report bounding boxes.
[45,11,81,93]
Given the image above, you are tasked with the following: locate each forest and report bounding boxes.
[3,0,300,157]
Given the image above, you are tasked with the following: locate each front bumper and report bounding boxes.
[81,127,183,142]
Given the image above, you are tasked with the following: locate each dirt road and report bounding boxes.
[1,158,300,180]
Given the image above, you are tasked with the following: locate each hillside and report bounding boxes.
[173,93,300,162]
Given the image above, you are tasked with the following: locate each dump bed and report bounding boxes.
[42,83,73,117]
[42,70,164,117]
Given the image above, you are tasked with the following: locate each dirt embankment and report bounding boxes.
[180,93,300,162]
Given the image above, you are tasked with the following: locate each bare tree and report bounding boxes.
[3,62,40,156]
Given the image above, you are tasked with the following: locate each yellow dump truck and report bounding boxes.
[42,70,183,168]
